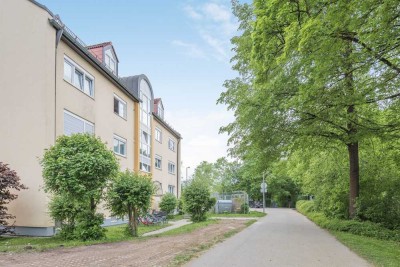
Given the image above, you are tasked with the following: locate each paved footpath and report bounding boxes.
[187,208,371,267]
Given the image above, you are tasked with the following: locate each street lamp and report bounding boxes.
[261,171,268,213]
[186,166,190,181]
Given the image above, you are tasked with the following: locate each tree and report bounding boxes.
[183,179,216,222]
[41,133,119,240]
[159,193,177,215]
[107,171,154,236]
[0,162,27,231]
[220,0,400,218]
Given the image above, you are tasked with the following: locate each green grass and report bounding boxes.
[168,214,185,221]
[245,219,258,227]
[0,223,170,253]
[332,231,400,267]
[209,211,266,218]
[156,219,220,237]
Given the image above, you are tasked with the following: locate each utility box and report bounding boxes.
[216,200,233,214]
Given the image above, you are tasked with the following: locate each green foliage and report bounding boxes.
[0,162,27,228]
[177,198,184,215]
[49,195,82,239]
[159,193,177,214]
[106,170,154,236]
[74,211,106,241]
[41,134,119,240]
[183,180,216,222]
[297,201,400,242]
[240,203,249,214]
[219,0,400,219]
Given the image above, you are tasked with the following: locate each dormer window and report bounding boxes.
[105,54,116,74]
[157,104,164,119]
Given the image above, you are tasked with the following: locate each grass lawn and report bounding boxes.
[168,214,185,221]
[0,223,170,253]
[332,231,400,267]
[209,211,266,218]
[155,219,219,237]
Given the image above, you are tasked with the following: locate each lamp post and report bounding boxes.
[261,171,268,213]
[186,166,190,181]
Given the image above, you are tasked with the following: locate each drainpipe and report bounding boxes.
[54,16,64,143]
[176,138,181,199]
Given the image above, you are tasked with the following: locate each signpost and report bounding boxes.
[261,172,267,213]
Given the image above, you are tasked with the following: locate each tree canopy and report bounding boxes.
[219,0,400,218]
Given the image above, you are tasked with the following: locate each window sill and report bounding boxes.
[114,112,127,121]
[114,152,127,158]
[63,79,95,100]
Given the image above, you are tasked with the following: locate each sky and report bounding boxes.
[38,0,245,178]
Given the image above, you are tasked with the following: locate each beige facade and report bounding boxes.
[0,0,181,236]
[152,116,182,208]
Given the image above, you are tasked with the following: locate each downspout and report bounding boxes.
[54,16,64,143]
[176,138,181,199]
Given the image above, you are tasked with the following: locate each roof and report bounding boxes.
[153,113,182,139]
[87,42,112,49]
[120,74,154,100]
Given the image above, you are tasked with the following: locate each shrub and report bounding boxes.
[159,193,177,214]
[183,180,216,222]
[240,203,249,214]
[297,200,400,242]
[106,171,154,236]
[41,134,119,240]
[177,198,184,215]
[0,162,27,233]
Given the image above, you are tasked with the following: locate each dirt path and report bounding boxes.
[0,220,248,267]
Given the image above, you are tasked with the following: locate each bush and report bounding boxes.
[183,180,216,222]
[159,193,177,214]
[0,162,27,232]
[177,198,184,215]
[240,203,249,214]
[41,134,119,240]
[297,200,400,242]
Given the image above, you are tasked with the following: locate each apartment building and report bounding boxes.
[0,0,181,236]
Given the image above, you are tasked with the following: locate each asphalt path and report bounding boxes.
[187,208,371,267]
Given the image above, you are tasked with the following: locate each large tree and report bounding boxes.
[220,0,400,217]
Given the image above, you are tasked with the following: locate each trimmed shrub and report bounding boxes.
[159,193,177,214]
[183,180,216,222]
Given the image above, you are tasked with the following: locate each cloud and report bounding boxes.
[180,1,239,62]
[183,5,202,20]
[171,40,207,59]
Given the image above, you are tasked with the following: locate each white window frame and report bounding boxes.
[155,155,162,170]
[63,110,94,136]
[64,55,95,98]
[155,128,162,143]
[168,161,176,175]
[113,134,127,157]
[168,138,175,152]
[168,185,175,194]
[114,94,127,119]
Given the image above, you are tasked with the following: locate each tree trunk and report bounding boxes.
[128,205,134,236]
[90,197,96,212]
[133,208,138,237]
[347,142,359,218]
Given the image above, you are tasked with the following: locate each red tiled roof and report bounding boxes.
[86,41,112,49]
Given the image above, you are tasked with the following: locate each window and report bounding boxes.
[114,94,127,119]
[168,185,175,194]
[64,56,94,97]
[113,135,126,157]
[157,104,164,119]
[105,54,116,74]
[64,110,94,136]
[140,162,151,173]
[168,162,175,174]
[168,138,175,152]
[155,155,162,169]
[155,128,162,143]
